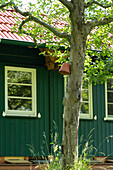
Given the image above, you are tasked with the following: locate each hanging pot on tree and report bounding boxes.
[59,63,70,75]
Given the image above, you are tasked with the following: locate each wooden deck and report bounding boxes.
[0,156,49,169]
[0,163,113,170]
[0,159,113,169]
[91,163,113,169]
[0,164,48,170]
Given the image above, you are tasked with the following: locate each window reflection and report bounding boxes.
[82,90,88,101]
[8,85,32,97]
[8,98,32,111]
[107,78,113,116]
[81,79,89,114]
[108,104,113,115]
[7,71,32,84]
[107,92,113,103]
[7,70,33,111]
[81,103,89,114]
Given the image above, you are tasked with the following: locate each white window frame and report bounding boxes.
[4,66,37,117]
[80,82,93,119]
[104,79,113,121]
[64,76,93,119]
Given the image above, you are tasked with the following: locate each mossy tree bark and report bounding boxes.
[62,1,88,166]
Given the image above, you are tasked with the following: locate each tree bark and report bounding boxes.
[62,0,87,167]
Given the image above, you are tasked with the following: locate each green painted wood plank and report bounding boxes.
[37,67,49,156]
[35,68,41,156]
[39,67,44,156]
[15,118,21,156]
[97,85,103,155]
[49,71,54,136]
[0,44,45,66]
[5,118,11,156]
[93,84,99,156]
[49,71,64,152]
[29,118,36,156]
[1,118,6,156]
[0,64,5,156]
[10,119,16,155]
[20,119,26,156]
[58,73,64,144]
[0,61,64,157]
[44,69,49,156]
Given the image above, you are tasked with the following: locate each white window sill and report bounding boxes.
[104,117,113,121]
[2,111,37,117]
[62,114,93,120]
[80,117,93,120]
[80,113,93,120]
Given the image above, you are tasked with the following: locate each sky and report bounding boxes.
[22,0,37,6]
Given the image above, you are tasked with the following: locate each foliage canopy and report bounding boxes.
[0,0,113,84]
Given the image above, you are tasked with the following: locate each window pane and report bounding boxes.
[82,80,88,89]
[81,103,89,114]
[7,71,32,84]
[8,98,32,111]
[108,104,113,115]
[8,85,32,97]
[107,79,113,90]
[107,92,113,103]
[82,90,88,101]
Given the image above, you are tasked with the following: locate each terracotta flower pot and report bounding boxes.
[94,156,106,163]
[59,63,70,75]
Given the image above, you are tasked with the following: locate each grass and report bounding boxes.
[44,127,94,170]
[28,125,113,170]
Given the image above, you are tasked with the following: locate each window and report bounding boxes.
[80,79,93,119]
[64,76,93,119]
[4,66,37,117]
[104,78,113,120]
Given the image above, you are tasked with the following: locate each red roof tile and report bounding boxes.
[0,8,68,44]
[0,8,33,42]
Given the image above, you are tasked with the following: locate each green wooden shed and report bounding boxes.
[0,8,113,162]
[0,39,64,157]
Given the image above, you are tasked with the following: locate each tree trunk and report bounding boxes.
[62,0,87,167]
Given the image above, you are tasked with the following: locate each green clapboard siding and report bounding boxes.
[0,63,50,156]
[0,61,64,156]
[2,43,113,159]
[0,44,45,66]
[0,44,64,157]
[49,71,64,149]
[79,83,113,157]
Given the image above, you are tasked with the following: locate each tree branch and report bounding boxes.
[13,5,32,16]
[0,1,31,15]
[85,0,113,8]
[58,0,73,11]
[0,1,71,42]
[0,2,10,9]
[15,7,71,43]
[87,16,113,29]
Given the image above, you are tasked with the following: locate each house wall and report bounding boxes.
[0,43,64,156]
[1,42,113,158]
[79,83,113,157]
